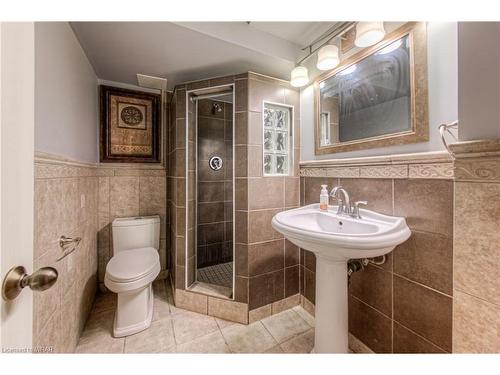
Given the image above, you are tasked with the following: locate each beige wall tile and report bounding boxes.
[109,176,139,218]
[271,294,300,315]
[35,178,79,258]
[248,177,284,210]
[453,290,500,353]
[175,289,208,314]
[139,176,166,215]
[208,297,248,324]
[249,304,272,323]
[454,182,500,304]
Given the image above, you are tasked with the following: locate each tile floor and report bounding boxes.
[75,279,315,353]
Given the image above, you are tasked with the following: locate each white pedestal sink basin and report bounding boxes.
[272,204,410,353]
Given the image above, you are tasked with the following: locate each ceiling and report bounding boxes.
[70,22,338,90]
[248,22,334,47]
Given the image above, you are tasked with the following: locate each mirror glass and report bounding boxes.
[318,35,411,147]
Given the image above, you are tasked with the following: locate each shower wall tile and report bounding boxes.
[248,209,283,243]
[196,100,233,268]
[170,73,300,322]
[247,239,284,276]
[234,78,248,112]
[248,269,285,310]
[247,77,285,112]
[248,177,284,210]
[248,111,263,145]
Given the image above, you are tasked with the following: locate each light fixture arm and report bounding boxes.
[296,22,356,66]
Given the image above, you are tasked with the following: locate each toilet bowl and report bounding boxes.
[105,216,161,338]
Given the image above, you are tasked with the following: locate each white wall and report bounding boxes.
[458,22,500,141]
[301,22,458,161]
[35,22,98,163]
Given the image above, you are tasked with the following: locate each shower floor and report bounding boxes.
[197,262,233,288]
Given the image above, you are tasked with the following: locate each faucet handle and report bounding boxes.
[353,201,368,219]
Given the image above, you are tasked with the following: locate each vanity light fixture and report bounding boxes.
[316,44,340,71]
[354,22,386,47]
[290,66,309,87]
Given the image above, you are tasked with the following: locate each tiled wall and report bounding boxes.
[452,144,500,353]
[168,75,245,316]
[33,154,99,352]
[168,73,301,324]
[235,73,301,315]
[97,166,167,291]
[196,99,233,268]
[299,161,454,353]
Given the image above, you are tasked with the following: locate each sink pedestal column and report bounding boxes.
[314,257,348,353]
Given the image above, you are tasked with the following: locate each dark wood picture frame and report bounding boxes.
[100,85,161,163]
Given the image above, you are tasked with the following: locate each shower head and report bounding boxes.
[212,103,223,114]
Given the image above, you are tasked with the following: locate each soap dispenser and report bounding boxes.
[319,185,329,211]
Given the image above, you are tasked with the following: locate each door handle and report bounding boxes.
[2,265,58,301]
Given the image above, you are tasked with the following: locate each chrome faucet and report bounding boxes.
[330,186,368,219]
[330,186,351,215]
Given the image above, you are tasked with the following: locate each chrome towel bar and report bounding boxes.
[57,235,82,261]
[438,121,458,159]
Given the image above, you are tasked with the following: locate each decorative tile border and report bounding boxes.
[409,163,454,179]
[360,165,408,179]
[35,152,167,178]
[455,158,500,182]
[300,151,455,180]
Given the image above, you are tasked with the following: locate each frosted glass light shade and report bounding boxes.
[355,22,386,47]
[290,66,309,87]
[317,45,340,71]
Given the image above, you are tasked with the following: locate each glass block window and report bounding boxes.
[263,103,292,176]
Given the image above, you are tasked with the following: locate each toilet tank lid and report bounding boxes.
[112,215,160,227]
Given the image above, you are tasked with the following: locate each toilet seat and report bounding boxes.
[106,247,159,282]
[105,247,160,294]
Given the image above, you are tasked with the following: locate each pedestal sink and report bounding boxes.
[272,204,410,353]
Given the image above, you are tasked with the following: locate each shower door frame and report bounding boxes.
[185,83,235,299]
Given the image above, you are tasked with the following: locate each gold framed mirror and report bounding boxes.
[314,22,428,155]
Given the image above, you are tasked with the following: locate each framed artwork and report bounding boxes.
[100,85,161,163]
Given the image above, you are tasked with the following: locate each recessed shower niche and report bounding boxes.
[186,85,235,298]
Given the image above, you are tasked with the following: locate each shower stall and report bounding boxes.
[185,85,234,298]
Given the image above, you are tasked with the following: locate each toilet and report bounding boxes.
[104,215,161,338]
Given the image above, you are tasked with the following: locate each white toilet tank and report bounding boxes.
[112,215,160,254]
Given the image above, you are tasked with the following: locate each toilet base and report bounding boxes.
[113,284,154,338]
